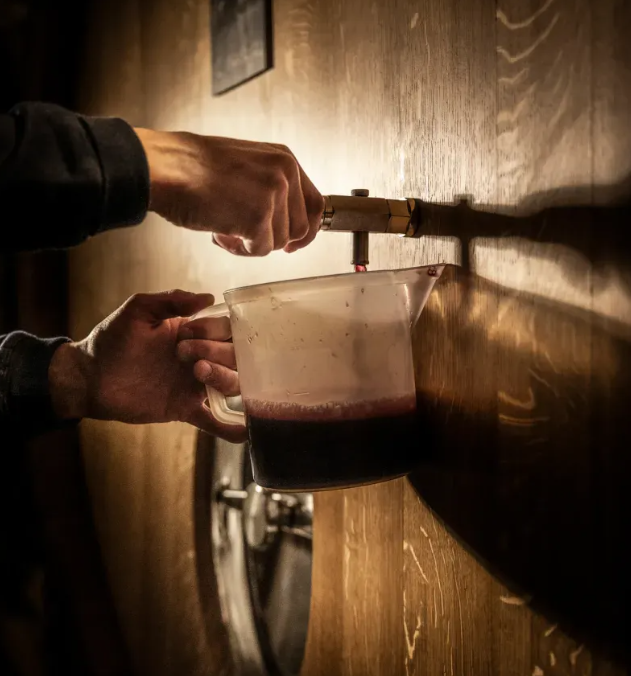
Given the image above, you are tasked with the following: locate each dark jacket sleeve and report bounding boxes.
[0,102,150,434]
[0,331,72,435]
[0,101,150,251]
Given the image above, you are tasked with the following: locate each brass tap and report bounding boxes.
[320,194,418,237]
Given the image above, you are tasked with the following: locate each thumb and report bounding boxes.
[129,290,215,320]
[213,233,250,256]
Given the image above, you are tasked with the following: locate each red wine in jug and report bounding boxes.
[245,396,419,490]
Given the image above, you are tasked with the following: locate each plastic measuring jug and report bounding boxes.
[195,264,444,490]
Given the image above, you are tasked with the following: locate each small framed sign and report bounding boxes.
[210,0,273,96]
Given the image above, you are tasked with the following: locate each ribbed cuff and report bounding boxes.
[81,115,150,233]
[0,332,75,434]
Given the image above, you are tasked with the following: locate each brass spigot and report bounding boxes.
[320,193,419,237]
[321,189,419,269]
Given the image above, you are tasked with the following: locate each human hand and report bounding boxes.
[134,129,324,256]
[48,290,247,442]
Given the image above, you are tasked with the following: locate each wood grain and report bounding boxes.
[494,2,592,676]
[69,0,631,674]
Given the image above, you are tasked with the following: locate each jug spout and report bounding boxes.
[403,265,445,326]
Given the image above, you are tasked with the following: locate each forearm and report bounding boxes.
[0,102,150,252]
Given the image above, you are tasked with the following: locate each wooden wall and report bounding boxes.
[70,0,630,674]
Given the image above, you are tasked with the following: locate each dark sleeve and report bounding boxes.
[0,102,150,252]
[0,331,74,436]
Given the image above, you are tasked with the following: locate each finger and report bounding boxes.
[193,360,240,396]
[128,290,215,320]
[284,220,319,252]
[270,176,291,250]
[178,315,231,341]
[177,339,237,369]
[268,146,307,247]
[286,163,310,245]
[242,206,275,256]
[189,404,248,443]
[214,230,275,257]
[241,179,277,255]
[284,168,324,252]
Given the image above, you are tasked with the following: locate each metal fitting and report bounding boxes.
[321,195,417,236]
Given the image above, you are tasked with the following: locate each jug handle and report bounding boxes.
[190,303,247,428]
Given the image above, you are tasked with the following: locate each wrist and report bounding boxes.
[133,128,191,215]
[48,342,92,420]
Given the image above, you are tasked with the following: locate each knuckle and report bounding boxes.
[272,171,290,195]
[248,203,271,227]
[195,360,214,382]
[294,227,317,249]
[253,241,273,257]
[261,170,277,190]
[250,195,272,218]
[289,218,308,240]
[307,191,325,218]
[265,167,290,194]
[164,288,187,298]
[276,149,298,176]
[124,292,148,311]
[275,232,290,250]
[272,142,292,156]
[176,341,191,360]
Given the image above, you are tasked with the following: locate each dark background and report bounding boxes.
[0,3,130,675]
